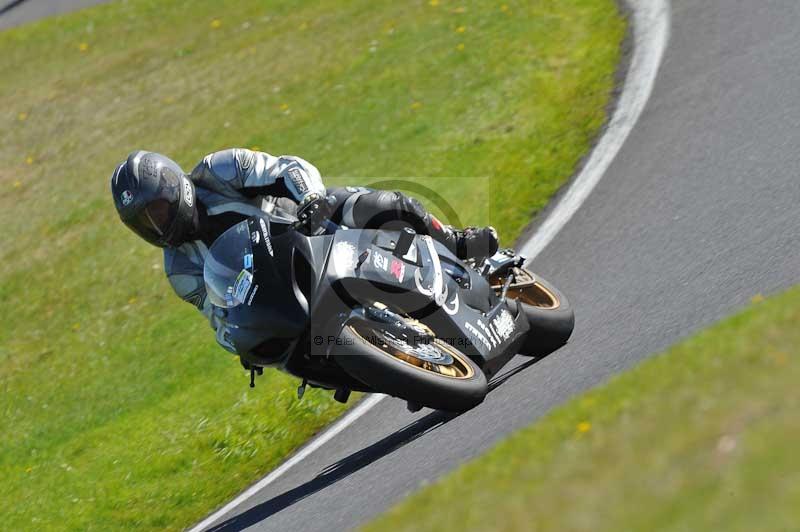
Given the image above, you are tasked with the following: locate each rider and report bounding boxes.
[110,149,498,352]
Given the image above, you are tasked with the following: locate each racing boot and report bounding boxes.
[453,226,499,263]
[424,217,499,264]
[422,212,499,264]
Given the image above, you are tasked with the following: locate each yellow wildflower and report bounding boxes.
[429,0,439,6]
[456,26,466,33]
[72,323,81,331]
[456,43,465,51]
[279,103,290,111]
[501,4,510,12]
[13,180,22,188]
[26,156,34,165]
[78,42,89,52]
[250,146,261,152]
[18,112,28,121]
[751,293,764,304]
[128,297,138,305]
[577,421,591,433]
[410,101,423,110]
[210,19,222,29]
[769,350,789,366]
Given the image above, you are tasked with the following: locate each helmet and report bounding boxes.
[110,151,197,248]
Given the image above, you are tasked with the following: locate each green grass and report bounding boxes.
[0,0,624,529]
[363,288,800,532]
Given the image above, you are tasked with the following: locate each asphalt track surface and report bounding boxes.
[0,0,105,29]
[5,1,800,530]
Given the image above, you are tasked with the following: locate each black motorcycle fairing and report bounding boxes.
[205,216,538,393]
[314,230,531,368]
[208,217,311,358]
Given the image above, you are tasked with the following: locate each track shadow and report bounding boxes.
[207,408,462,531]
[206,356,541,531]
[488,356,541,391]
[0,0,27,17]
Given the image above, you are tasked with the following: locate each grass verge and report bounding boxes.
[363,287,800,532]
[0,0,624,529]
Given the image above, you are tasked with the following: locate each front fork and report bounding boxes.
[332,305,434,356]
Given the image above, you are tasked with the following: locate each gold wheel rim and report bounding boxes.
[348,323,475,380]
[490,268,561,309]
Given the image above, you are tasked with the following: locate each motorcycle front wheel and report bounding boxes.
[493,268,574,357]
[334,318,487,412]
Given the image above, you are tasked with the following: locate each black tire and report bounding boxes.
[334,325,488,412]
[515,273,575,357]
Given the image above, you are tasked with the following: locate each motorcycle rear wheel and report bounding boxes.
[334,317,488,412]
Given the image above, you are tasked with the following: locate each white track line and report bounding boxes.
[189,2,670,529]
[519,0,671,260]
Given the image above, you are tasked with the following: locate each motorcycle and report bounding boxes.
[204,212,574,412]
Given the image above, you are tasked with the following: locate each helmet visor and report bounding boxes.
[128,199,178,243]
[124,173,181,246]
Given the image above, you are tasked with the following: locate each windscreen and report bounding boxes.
[204,221,255,308]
